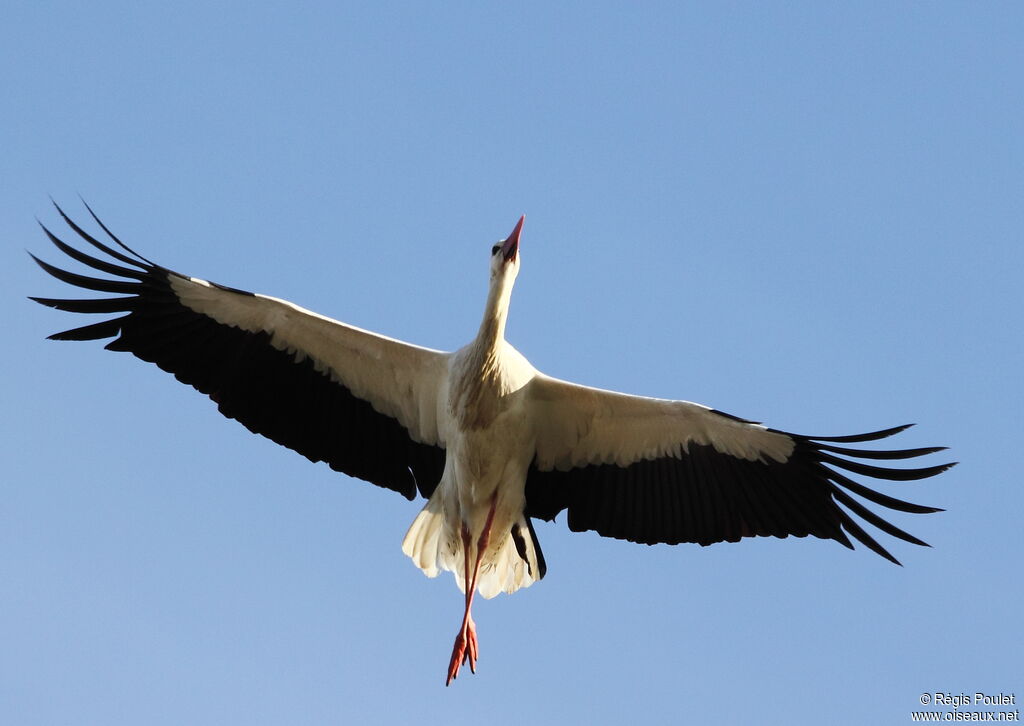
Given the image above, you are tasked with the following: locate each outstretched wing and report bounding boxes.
[524,374,953,564]
[31,203,448,499]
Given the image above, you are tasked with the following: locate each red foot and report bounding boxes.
[445,616,478,685]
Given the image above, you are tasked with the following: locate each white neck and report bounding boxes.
[451,269,517,430]
[475,272,514,352]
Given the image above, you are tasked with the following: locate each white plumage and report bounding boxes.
[31,203,954,685]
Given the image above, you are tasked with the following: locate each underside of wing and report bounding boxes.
[524,375,954,564]
[31,202,447,499]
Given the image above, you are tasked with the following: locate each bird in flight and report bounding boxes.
[31,202,954,685]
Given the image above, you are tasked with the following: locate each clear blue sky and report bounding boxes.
[3,3,1020,724]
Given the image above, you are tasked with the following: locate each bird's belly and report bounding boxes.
[446,412,533,529]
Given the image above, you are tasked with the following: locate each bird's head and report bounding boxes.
[489,215,524,282]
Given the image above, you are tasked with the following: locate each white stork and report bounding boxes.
[32,203,953,685]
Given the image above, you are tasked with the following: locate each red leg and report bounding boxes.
[446,524,476,686]
[445,495,498,686]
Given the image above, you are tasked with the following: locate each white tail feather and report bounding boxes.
[401,497,446,578]
[402,499,541,599]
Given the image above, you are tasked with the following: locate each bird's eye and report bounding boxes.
[491,244,501,255]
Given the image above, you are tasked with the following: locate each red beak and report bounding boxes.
[501,215,525,262]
